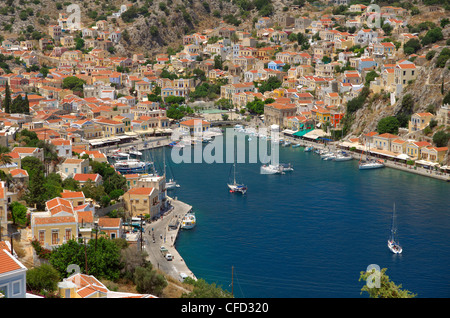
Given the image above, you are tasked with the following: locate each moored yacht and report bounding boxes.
[181,212,196,230]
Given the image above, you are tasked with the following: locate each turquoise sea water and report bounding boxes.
[147,133,450,298]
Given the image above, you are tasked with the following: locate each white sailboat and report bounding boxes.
[359,145,384,170]
[388,204,403,254]
[163,147,180,190]
[227,147,247,194]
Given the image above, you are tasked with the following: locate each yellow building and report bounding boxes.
[179,119,211,135]
[31,198,78,249]
[123,187,161,220]
[408,112,435,133]
[405,141,432,159]
[373,133,399,151]
[420,146,448,163]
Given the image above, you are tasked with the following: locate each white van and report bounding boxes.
[179,273,188,282]
[165,253,173,261]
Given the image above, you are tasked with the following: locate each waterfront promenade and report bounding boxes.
[281,134,450,182]
[142,197,197,282]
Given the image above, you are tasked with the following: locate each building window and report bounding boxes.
[39,230,45,245]
[52,230,59,245]
[65,229,72,241]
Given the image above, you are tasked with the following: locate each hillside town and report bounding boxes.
[0,0,449,299]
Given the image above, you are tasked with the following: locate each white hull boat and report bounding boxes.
[334,154,353,161]
[388,203,402,254]
[228,183,247,194]
[260,163,293,175]
[181,213,196,230]
[359,161,384,170]
[114,159,151,174]
[166,179,180,190]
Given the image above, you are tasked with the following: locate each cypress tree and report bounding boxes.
[22,93,30,114]
[4,82,11,113]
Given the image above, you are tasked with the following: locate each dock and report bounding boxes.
[143,197,197,283]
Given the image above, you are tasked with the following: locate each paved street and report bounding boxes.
[139,197,197,282]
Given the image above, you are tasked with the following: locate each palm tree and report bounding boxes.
[0,153,12,166]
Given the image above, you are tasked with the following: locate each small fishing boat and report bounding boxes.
[304,146,313,152]
[292,144,301,148]
[181,212,196,230]
[282,141,291,147]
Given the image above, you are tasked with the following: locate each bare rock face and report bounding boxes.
[350,51,449,137]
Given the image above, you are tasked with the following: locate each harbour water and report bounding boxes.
[147,132,450,298]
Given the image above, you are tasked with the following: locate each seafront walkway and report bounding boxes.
[281,134,450,182]
[142,197,197,282]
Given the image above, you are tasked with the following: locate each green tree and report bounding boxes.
[359,267,417,298]
[10,202,28,226]
[181,278,233,298]
[49,238,123,281]
[443,90,450,105]
[246,98,265,115]
[62,76,86,92]
[395,93,414,127]
[403,38,421,55]
[364,70,378,86]
[257,76,281,94]
[432,130,450,147]
[214,55,223,69]
[26,263,61,294]
[377,116,400,135]
[3,82,11,113]
[421,27,443,46]
[134,266,168,296]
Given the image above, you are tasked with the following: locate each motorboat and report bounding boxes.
[320,151,331,159]
[292,144,301,148]
[166,179,180,190]
[359,160,385,170]
[304,146,313,152]
[282,141,291,147]
[323,153,336,161]
[181,213,196,230]
[260,163,293,175]
[127,149,142,157]
[114,159,152,174]
[334,154,353,161]
[109,149,129,161]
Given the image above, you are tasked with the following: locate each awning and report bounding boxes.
[369,149,398,159]
[293,129,314,137]
[282,129,297,135]
[415,160,439,167]
[396,154,410,160]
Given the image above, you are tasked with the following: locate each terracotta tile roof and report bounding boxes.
[0,245,25,275]
[98,217,121,228]
[126,187,154,196]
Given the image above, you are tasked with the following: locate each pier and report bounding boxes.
[142,197,197,282]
